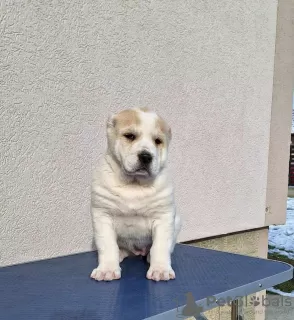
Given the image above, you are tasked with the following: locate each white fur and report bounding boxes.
[90,109,181,282]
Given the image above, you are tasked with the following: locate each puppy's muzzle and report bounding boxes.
[138,151,153,166]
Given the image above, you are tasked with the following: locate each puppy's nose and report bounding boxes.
[138,151,153,165]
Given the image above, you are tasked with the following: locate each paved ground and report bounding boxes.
[267,188,294,319]
[265,294,294,319]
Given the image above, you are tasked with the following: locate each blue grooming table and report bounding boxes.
[0,244,292,320]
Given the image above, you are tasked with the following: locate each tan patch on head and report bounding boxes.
[156,116,172,141]
[109,109,141,130]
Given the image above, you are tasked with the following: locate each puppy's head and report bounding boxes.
[107,108,171,180]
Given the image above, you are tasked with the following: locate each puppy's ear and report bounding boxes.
[156,114,172,143]
[107,113,117,129]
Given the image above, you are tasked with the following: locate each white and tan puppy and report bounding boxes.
[90,108,181,282]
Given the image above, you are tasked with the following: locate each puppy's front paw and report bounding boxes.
[90,264,121,281]
[146,265,175,281]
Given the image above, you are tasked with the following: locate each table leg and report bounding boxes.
[231,299,239,320]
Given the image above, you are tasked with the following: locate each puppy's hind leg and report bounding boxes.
[119,249,129,263]
[171,214,182,252]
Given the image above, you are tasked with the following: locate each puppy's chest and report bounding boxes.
[111,188,159,247]
[113,187,161,215]
[116,197,150,215]
[114,215,151,237]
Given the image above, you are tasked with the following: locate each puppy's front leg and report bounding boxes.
[90,208,121,281]
[147,214,175,281]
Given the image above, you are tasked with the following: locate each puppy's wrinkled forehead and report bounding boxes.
[109,108,171,140]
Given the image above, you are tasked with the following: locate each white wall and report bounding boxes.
[0,0,283,266]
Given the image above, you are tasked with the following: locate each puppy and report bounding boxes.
[90,108,181,282]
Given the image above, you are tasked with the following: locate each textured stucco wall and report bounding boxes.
[1,0,279,266]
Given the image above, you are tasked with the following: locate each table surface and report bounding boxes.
[0,244,293,320]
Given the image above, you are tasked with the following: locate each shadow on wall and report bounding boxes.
[91,238,96,251]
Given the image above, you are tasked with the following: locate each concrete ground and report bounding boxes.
[265,188,294,319]
[265,294,294,319]
[187,295,294,319]
[288,187,294,198]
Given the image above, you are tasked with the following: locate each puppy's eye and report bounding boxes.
[154,138,162,145]
[124,133,136,141]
